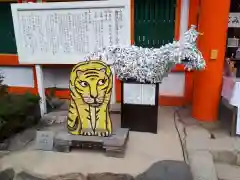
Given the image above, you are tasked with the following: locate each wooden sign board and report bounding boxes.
[11,0,131,64]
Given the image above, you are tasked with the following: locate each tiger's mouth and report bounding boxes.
[83,97,103,107]
[90,103,101,107]
[86,101,102,107]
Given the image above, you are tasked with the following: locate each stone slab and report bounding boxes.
[103,128,129,147]
[14,171,46,180]
[186,136,210,153]
[72,141,103,150]
[35,131,54,151]
[53,128,129,158]
[55,132,104,143]
[54,132,104,152]
[105,146,125,151]
[87,173,133,180]
[215,163,240,180]
[41,111,68,125]
[54,139,71,145]
[0,168,15,180]
[212,150,237,165]
[48,173,86,180]
[185,125,211,139]
[188,151,218,180]
[103,128,129,158]
[186,136,236,153]
[8,128,36,151]
[53,144,70,153]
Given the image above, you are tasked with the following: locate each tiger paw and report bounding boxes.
[69,130,80,135]
[96,131,110,137]
[81,131,95,136]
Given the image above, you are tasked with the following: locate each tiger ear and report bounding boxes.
[77,70,84,77]
[100,68,106,73]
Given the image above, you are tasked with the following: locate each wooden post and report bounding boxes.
[179,0,190,41]
[35,65,47,116]
[192,0,231,121]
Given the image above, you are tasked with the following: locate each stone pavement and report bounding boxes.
[176,106,240,180]
[0,107,184,177]
[0,160,193,180]
[2,104,240,179]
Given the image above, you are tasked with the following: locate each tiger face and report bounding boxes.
[74,63,111,107]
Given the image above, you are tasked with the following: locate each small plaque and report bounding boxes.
[35,131,54,151]
[123,83,156,105]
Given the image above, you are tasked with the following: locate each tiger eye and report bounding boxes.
[80,81,88,87]
[98,79,105,85]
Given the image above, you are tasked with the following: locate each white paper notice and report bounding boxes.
[123,83,156,105]
[123,83,141,104]
[141,84,156,105]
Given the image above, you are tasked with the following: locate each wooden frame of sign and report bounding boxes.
[121,79,159,133]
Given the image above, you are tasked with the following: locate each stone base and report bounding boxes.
[53,128,129,158]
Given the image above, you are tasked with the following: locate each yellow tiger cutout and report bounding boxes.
[67,60,113,137]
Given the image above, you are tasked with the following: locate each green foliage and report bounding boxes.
[0,74,41,141]
[0,93,40,119]
[0,93,40,141]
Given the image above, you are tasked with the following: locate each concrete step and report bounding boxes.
[188,151,218,180]
[215,163,240,180]
[186,135,240,166]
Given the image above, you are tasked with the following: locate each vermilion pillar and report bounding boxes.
[192,0,231,121]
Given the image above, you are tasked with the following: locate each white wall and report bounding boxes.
[0,67,34,87]
[159,72,185,97]
[43,68,185,97]
[0,67,185,97]
[43,67,71,88]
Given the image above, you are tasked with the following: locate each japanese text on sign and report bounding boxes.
[11,1,131,64]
